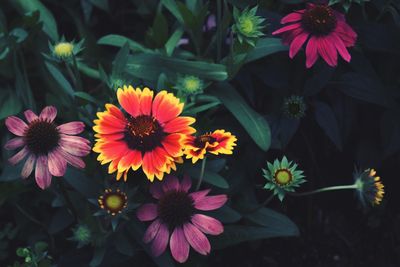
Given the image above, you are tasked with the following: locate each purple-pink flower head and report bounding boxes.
[272,3,357,68]
[4,106,91,189]
[137,175,227,263]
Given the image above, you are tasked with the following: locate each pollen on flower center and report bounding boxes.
[158,190,195,229]
[24,119,60,155]
[302,5,337,35]
[194,134,217,148]
[98,189,128,216]
[125,115,165,152]
[274,169,293,186]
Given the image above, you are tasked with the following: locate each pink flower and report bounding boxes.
[272,3,357,68]
[137,175,227,263]
[4,106,91,189]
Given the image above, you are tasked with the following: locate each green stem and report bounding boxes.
[57,179,78,222]
[289,184,358,197]
[243,194,275,214]
[65,62,77,87]
[195,157,207,191]
[72,55,83,91]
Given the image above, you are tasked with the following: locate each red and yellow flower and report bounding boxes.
[184,130,237,163]
[93,86,196,181]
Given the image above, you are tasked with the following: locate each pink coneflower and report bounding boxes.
[4,106,91,189]
[272,3,357,68]
[137,175,227,263]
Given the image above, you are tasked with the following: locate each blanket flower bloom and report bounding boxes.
[184,130,237,163]
[93,86,196,182]
[98,188,128,216]
[4,106,91,189]
[137,175,227,263]
[354,168,384,206]
[272,3,357,68]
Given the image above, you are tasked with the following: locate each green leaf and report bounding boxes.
[89,0,109,11]
[183,101,220,115]
[207,205,242,223]
[187,168,229,189]
[212,222,299,249]
[161,0,184,24]
[10,0,59,41]
[0,88,22,120]
[63,168,100,198]
[45,61,75,96]
[89,246,106,267]
[74,91,102,106]
[245,207,299,231]
[126,53,228,81]
[97,34,149,52]
[244,37,288,63]
[164,28,184,56]
[112,43,130,77]
[213,82,271,151]
[314,101,342,151]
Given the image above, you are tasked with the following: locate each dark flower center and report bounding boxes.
[157,190,195,229]
[302,5,337,36]
[194,134,217,148]
[124,115,165,152]
[24,119,60,155]
[288,103,301,115]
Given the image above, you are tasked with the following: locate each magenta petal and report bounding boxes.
[170,227,190,263]
[5,116,28,136]
[189,189,210,203]
[21,154,36,178]
[8,146,29,165]
[272,23,301,36]
[60,134,90,145]
[183,223,211,255]
[24,110,38,123]
[194,194,227,211]
[180,175,192,192]
[162,175,180,192]
[48,149,67,177]
[289,32,309,59]
[4,137,25,150]
[281,11,304,24]
[35,155,52,189]
[191,214,224,235]
[332,33,351,62]
[60,138,91,157]
[59,149,86,169]
[151,223,169,257]
[150,182,164,199]
[57,121,85,135]
[39,106,57,122]
[143,219,162,243]
[305,36,319,68]
[335,21,357,47]
[317,36,337,67]
[137,203,158,221]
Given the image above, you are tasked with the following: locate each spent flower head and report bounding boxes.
[174,75,205,96]
[282,95,307,119]
[232,6,265,46]
[263,156,306,201]
[354,168,384,206]
[69,224,91,248]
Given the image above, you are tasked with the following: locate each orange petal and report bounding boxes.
[117,86,140,117]
[163,117,196,134]
[139,87,154,116]
[152,91,184,123]
[118,149,142,172]
[162,133,184,157]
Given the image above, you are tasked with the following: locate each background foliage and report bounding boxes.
[0,0,399,266]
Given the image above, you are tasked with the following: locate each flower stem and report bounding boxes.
[243,194,275,214]
[57,179,78,222]
[72,55,83,91]
[289,184,358,197]
[216,0,222,62]
[195,157,207,191]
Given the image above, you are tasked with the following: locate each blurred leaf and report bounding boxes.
[9,28,28,43]
[157,73,167,91]
[48,208,74,234]
[303,63,335,96]
[245,207,299,231]
[10,0,59,41]
[115,230,140,257]
[183,101,220,115]
[207,205,242,223]
[89,246,105,267]
[145,11,169,48]
[74,91,102,106]
[0,160,23,182]
[98,34,149,52]
[45,61,75,96]
[126,53,228,81]
[0,88,22,120]
[89,0,109,11]
[213,82,271,151]
[314,101,342,150]
[14,54,35,109]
